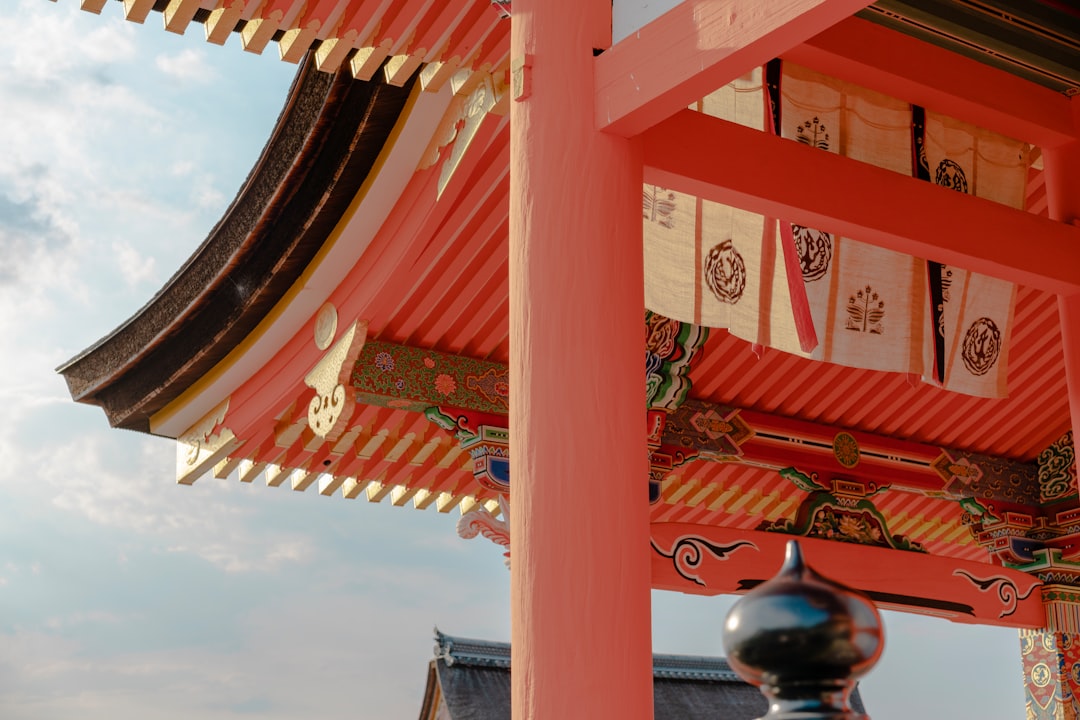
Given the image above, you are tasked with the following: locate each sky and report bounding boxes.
[0,1,1033,718]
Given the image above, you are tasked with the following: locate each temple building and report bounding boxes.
[61,1,1080,718]
[418,630,869,719]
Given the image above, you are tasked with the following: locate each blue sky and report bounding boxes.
[0,1,1030,717]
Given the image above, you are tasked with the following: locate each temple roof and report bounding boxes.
[58,1,1079,626]
[418,631,869,720]
[58,57,416,433]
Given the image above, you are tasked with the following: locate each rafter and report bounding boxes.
[595,0,872,136]
[784,17,1078,149]
[642,109,1080,294]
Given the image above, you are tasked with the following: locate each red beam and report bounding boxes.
[643,110,1080,294]
[785,17,1078,149]
[595,0,872,137]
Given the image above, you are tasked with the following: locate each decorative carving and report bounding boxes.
[650,536,757,587]
[1040,431,1077,504]
[437,72,500,197]
[458,496,511,568]
[952,568,1039,619]
[353,341,509,414]
[762,467,922,552]
[661,399,754,461]
[645,311,709,412]
[832,432,860,469]
[930,448,1039,506]
[313,303,337,351]
[176,399,240,485]
[460,425,510,492]
[304,318,368,440]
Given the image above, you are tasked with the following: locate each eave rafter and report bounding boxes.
[595,0,874,137]
[188,336,1043,511]
[642,109,1080,294]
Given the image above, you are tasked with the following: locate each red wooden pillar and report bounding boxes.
[1045,138,1080,488]
[508,0,652,718]
[1024,129,1080,718]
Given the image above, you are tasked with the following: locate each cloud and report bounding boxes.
[155,48,215,83]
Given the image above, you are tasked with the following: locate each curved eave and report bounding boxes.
[58,56,417,432]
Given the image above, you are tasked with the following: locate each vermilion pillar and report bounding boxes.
[509,1,652,719]
[1044,136,1080,493]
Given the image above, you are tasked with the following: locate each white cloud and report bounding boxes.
[111,241,158,288]
[155,47,214,83]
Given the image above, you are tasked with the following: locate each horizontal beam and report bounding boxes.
[345,340,1040,506]
[784,17,1078,149]
[643,109,1080,294]
[651,523,1044,628]
[595,0,872,137]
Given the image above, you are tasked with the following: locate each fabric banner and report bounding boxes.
[641,63,1030,398]
[920,111,1026,396]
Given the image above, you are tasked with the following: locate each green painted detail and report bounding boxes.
[959,496,990,516]
[760,483,925,553]
[779,467,825,494]
[645,311,709,412]
[352,341,509,415]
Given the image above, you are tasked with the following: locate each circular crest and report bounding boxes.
[934,159,969,193]
[833,432,860,469]
[961,317,1001,376]
[791,225,833,282]
[1032,662,1052,688]
[704,240,746,304]
[313,303,338,350]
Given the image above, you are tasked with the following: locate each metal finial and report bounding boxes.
[721,540,883,720]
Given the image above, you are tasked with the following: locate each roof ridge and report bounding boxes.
[432,630,740,681]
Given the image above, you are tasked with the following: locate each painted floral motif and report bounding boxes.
[704,240,746,304]
[354,341,510,414]
[374,351,395,372]
[811,508,883,545]
[434,373,457,396]
[961,317,1001,376]
[796,117,830,150]
[760,479,924,553]
[845,285,885,334]
[791,225,832,281]
[643,185,677,228]
[935,158,969,193]
[466,367,510,410]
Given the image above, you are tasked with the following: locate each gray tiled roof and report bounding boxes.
[420,630,867,720]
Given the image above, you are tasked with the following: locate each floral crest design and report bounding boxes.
[796,116,830,150]
[643,185,677,228]
[845,285,885,334]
